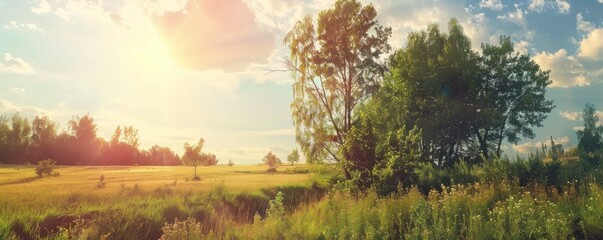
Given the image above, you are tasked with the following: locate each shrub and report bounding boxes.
[159,218,203,240]
[35,159,58,177]
[96,175,106,188]
[266,191,285,219]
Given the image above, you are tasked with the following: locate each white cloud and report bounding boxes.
[528,0,570,14]
[528,0,545,11]
[578,28,603,61]
[577,13,596,33]
[9,87,25,94]
[31,0,51,14]
[573,126,585,131]
[497,8,526,26]
[0,53,34,74]
[479,0,503,10]
[244,128,295,136]
[533,49,590,88]
[0,99,54,119]
[4,20,44,33]
[514,40,530,54]
[560,111,580,121]
[555,0,570,14]
[513,136,570,154]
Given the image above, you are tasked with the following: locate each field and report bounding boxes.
[0,164,331,239]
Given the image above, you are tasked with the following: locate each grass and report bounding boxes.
[0,164,313,210]
[0,164,331,239]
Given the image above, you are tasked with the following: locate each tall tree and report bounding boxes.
[183,138,205,180]
[5,113,32,163]
[284,0,391,177]
[576,103,603,165]
[69,114,98,165]
[370,20,481,166]
[30,115,57,162]
[475,36,554,159]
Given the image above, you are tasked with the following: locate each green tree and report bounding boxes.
[475,36,554,159]
[183,138,205,180]
[30,115,57,162]
[284,0,391,178]
[3,113,32,164]
[577,103,603,165]
[370,20,480,166]
[68,114,98,165]
[263,151,281,172]
[341,114,377,188]
[287,149,300,165]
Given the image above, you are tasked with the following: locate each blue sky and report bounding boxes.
[0,0,602,163]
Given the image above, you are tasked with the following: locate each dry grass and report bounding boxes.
[0,164,312,211]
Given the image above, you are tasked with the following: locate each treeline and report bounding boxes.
[0,113,217,166]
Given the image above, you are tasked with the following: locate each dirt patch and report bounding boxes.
[38,211,98,238]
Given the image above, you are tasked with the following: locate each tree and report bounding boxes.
[341,113,377,188]
[183,138,205,180]
[284,0,391,178]
[2,113,32,164]
[201,152,218,166]
[30,115,57,162]
[577,103,603,165]
[370,20,481,166]
[475,36,554,159]
[68,114,98,165]
[123,126,139,148]
[287,149,300,165]
[263,151,281,172]
[143,145,181,166]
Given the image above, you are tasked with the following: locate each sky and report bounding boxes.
[0,0,602,163]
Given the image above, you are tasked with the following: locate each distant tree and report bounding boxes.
[122,126,140,148]
[68,114,98,165]
[30,115,57,162]
[263,151,281,172]
[104,125,141,165]
[228,159,235,166]
[577,103,603,165]
[198,152,218,166]
[1,113,32,164]
[183,138,205,180]
[144,145,181,166]
[284,0,391,178]
[287,149,300,165]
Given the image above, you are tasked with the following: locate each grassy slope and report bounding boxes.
[0,164,328,239]
[0,164,311,210]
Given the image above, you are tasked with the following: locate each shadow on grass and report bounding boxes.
[0,176,39,186]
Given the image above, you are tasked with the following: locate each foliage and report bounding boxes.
[227,159,234,166]
[159,218,203,240]
[475,36,554,159]
[577,103,603,166]
[284,0,391,178]
[35,159,58,177]
[341,113,377,189]
[96,174,106,188]
[287,149,300,165]
[263,151,281,172]
[266,191,285,219]
[183,138,205,180]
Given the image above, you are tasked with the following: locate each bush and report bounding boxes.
[35,159,58,177]
[96,175,106,188]
[159,218,203,240]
